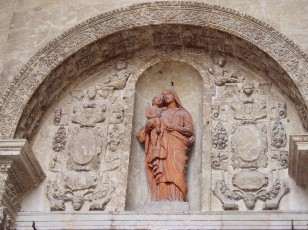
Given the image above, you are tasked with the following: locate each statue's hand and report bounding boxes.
[165,123,181,132]
[145,120,155,132]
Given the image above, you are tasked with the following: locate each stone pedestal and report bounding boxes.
[137,201,190,212]
[289,135,308,187]
[0,140,45,228]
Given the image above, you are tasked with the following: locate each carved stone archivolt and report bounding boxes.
[0,1,307,141]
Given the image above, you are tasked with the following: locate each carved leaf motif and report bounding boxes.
[107,125,123,152]
[213,180,241,210]
[212,122,228,150]
[89,182,115,211]
[52,126,66,152]
[211,152,228,170]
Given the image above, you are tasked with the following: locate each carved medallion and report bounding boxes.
[67,127,103,171]
[231,123,268,168]
[72,128,97,165]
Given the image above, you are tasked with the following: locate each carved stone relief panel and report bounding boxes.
[39,61,131,212]
[209,55,304,211]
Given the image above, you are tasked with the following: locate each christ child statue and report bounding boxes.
[146,94,166,134]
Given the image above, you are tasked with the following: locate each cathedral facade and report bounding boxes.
[0,1,307,229]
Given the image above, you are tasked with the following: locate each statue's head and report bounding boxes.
[152,94,163,106]
[54,108,62,124]
[72,196,84,211]
[218,57,226,67]
[87,87,97,99]
[242,82,255,95]
[163,89,176,105]
[243,193,257,210]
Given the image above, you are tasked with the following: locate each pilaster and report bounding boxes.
[289,135,308,187]
[0,140,45,229]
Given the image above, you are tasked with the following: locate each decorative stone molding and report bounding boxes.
[0,140,45,227]
[289,135,308,187]
[0,1,307,139]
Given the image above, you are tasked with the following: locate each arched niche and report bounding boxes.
[126,60,206,211]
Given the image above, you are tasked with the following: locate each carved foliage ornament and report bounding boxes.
[46,174,115,211]
[271,120,287,149]
[212,122,228,150]
[213,179,289,210]
[53,126,66,152]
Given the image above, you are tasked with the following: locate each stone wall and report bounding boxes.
[0,1,307,229]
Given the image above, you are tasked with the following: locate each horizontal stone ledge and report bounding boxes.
[16,212,308,230]
[16,211,308,221]
[0,139,46,186]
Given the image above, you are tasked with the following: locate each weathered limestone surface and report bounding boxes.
[0,1,307,229]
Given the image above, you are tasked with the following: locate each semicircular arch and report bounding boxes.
[0,1,307,138]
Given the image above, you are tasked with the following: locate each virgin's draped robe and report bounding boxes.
[138,93,194,201]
